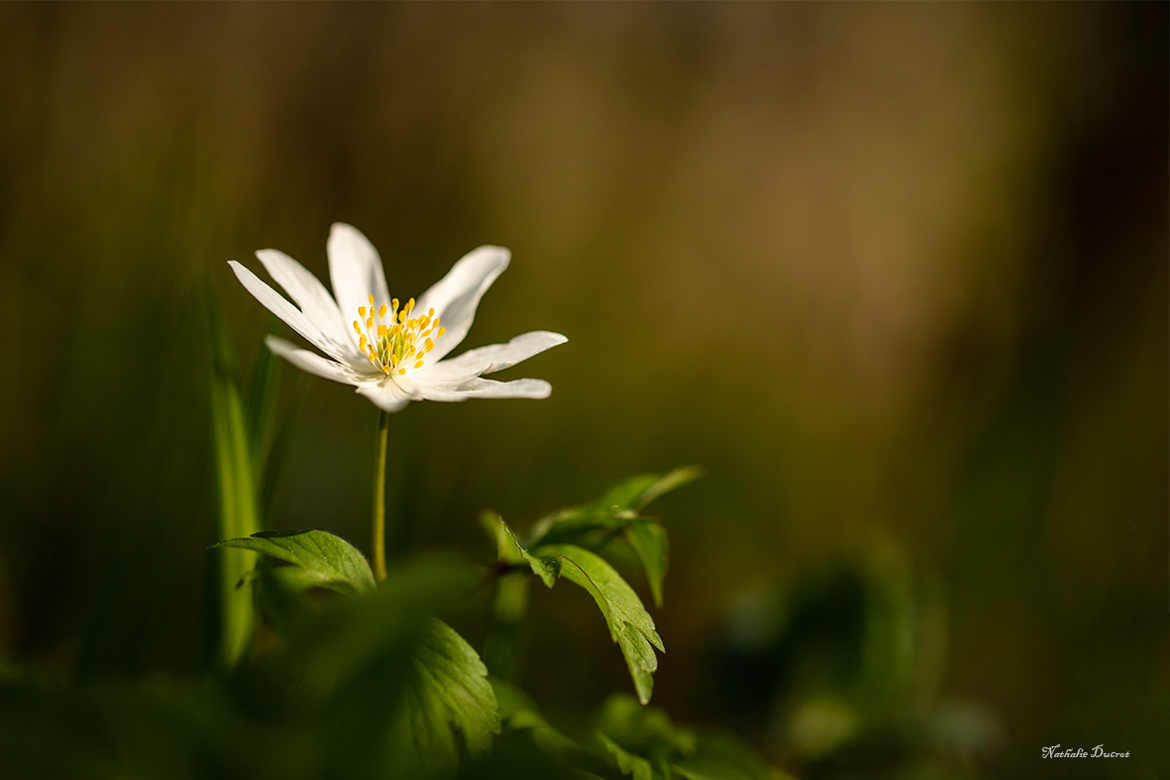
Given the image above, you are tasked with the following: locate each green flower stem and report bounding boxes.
[372,410,389,581]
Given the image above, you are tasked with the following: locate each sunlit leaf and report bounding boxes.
[383,619,501,776]
[493,515,665,704]
[216,529,375,595]
[524,468,698,609]
[534,544,664,705]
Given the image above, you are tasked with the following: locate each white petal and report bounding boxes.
[255,249,365,366]
[229,261,347,362]
[327,223,391,324]
[418,331,567,384]
[415,377,552,402]
[265,336,367,385]
[414,246,510,360]
[355,378,414,413]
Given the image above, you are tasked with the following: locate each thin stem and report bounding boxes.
[372,410,389,581]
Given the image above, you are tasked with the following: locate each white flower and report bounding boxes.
[228,223,567,413]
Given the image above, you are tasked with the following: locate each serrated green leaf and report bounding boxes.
[525,468,697,610]
[383,619,501,775]
[243,556,497,778]
[489,518,665,704]
[624,522,669,608]
[216,529,375,595]
[534,544,664,705]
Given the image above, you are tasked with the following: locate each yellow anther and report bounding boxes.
[391,298,399,311]
[414,360,424,369]
[377,324,387,337]
[353,320,361,333]
[398,368,406,375]
[437,327,446,338]
[368,294,375,305]
[379,304,387,318]
[425,338,434,352]
[365,317,373,329]
[405,297,415,314]
[358,306,367,318]
[427,307,434,317]
[383,365,391,374]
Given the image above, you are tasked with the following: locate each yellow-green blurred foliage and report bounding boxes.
[0,4,1164,777]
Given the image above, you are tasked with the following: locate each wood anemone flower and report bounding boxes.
[229,223,567,412]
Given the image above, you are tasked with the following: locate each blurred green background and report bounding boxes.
[0,3,1165,778]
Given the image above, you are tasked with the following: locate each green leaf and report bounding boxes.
[535,544,664,705]
[244,556,498,778]
[216,529,375,595]
[491,517,664,704]
[208,291,261,669]
[624,522,669,608]
[383,619,501,776]
[525,468,698,608]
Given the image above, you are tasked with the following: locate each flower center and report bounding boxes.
[352,294,446,376]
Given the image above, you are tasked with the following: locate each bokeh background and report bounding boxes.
[0,3,1165,778]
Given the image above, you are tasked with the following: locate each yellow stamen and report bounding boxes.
[398,368,406,375]
[379,304,387,318]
